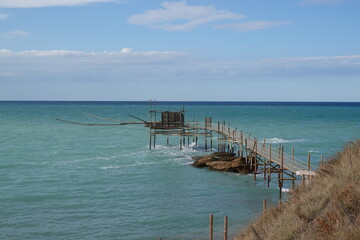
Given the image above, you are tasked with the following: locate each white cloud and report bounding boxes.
[300,0,348,5]
[120,48,132,53]
[0,0,119,8]
[0,13,9,19]
[128,1,244,31]
[274,55,360,61]
[1,49,359,85]
[214,21,290,32]
[0,48,185,60]
[2,30,30,38]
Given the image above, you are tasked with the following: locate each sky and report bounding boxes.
[0,0,359,101]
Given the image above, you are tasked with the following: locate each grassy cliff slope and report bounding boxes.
[237,140,360,240]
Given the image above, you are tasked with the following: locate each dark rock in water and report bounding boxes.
[192,152,235,168]
[192,152,251,174]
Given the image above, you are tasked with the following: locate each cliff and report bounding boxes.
[237,140,360,240]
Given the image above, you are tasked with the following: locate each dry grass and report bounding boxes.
[237,140,360,240]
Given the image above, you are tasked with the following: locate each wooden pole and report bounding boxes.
[292,146,295,163]
[264,144,267,180]
[279,146,284,200]
[245,138,248,164]
[281,146,284,169]
[240,143,243,158]
[153,134,156,149]
[224,216,228,240]
[149,135,152,150]
[205,137,208,151]
[308,154,311,180]
[262,137,266,150]
[179,137,182,150]
[209,214,213,240]
[211,138,213,150]
[279,170,282,200]
[254,139,257,181]
[302,174,305,185]
[263,199,267,215]
[166,137,169,145]
[268,144,271,188]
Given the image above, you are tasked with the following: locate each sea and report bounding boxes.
[1,101,360,240]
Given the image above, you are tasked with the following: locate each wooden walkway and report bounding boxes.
[185,121,316,177]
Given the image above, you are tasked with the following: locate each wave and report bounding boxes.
[308,150,320,153]
[100,161,160,170]
[266,138,306,144]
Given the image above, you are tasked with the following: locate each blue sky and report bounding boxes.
[0,0,359,101]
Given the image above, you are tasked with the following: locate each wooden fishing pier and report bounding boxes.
[57,101,317,193]
[145,101,316,195]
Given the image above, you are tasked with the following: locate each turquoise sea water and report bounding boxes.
[1,101,360,239]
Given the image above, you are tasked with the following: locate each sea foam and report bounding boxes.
[266,138,306,144]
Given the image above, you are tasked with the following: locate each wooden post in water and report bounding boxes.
[262,138,266,150]
[224,216,228,240]
[218,121,220,152]
[292,146,295,163]
[240,143,243,158]
[254,139,257,181]
[196,136,198,147]
[179,137,182,150]
[263,144,267,180]
[279,146,284,200]
[245,138,248,164]
[166,137,169,145]
[149,135,152,150]
[211,138,213,150]
[153,134,156,149]
[268,144,272,188]
[209,214,214,240]
[205,137,208,151]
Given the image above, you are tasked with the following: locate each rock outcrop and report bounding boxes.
[192,152,251,174]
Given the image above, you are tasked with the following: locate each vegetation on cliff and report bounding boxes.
[237,140,360,240]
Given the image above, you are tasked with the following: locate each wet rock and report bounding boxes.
[192,152,235,168]
[192,152,251,174]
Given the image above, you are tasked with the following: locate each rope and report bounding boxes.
[82,112,125,122]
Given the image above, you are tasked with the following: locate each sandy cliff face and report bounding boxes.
[237,140,360,240]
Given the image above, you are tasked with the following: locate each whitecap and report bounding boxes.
[266,138,306,144]
[308,150,320,153]
[100,161,160,170]
[281,188,290,193]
